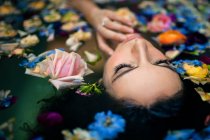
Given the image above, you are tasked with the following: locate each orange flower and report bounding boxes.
[157,30,187,45]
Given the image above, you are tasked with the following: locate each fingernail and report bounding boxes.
[120,36,126,41]
[128,21,133,26]
[108,51,113,56]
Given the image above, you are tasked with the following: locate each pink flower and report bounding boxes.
[147,14,172,33]
[25,49,93,89]
[47,50,93,89]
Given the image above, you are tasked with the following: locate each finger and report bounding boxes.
[104,20,134,33]
[106,11,133,26]
[98,26,126,41]
[96,33,114,56]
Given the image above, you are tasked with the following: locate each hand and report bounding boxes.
[96,32,114,56]
[89,9,134,55]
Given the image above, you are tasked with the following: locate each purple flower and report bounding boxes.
[199,56,210,64]
[37,112,63,127]
[185,32,208,46]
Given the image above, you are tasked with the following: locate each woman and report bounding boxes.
[31,34,210,140]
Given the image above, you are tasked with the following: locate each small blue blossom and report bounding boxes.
[0,90,16,110]
[173,27,188,35]
[89,131,103,140]
[165,126,210,140]
[19,60,36,68]
[136,15,147,25]
[191,60,202,66]
[164,129,194,140]
[19,49,65,68]
[186,44,206,51]
[184,21,205,32]
[39,24,55,37]
[88,111,125,139]
[178,44,186,51]
[141,6,158,16]
[176,67,186,75]
[194,126,210,139]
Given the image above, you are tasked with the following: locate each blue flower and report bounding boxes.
[136,15,147,25]
[164,129,195,140]
[178,44,186,51]
[186,44,207,51]
[19,49,65,68]
[89,131,103,140]
[191,60,202,66]
[19,60,36,68]
[0,90,16,110]
[175,67,186,75]
[141,6,158,16]
[184,21,205,32]
[88,111,125,139]
[191,126,210,140]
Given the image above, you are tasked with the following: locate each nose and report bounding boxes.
[131,39,149,65]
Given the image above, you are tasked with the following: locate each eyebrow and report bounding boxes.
[111,64,175,83]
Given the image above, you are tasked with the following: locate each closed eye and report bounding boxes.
[154,59,170,66]
[154,59,175,71]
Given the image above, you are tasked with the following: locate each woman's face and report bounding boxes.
[103,34,182,107]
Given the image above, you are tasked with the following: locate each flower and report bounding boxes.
[183,63,208,79]
[0,90,16,110]
[62,128,94,140]
[23,49,93,89]
[164,129,195,140]
[157,30,187,45]
[0,118,15,140]
[194,87,210,103]
[115,8,138,26]
[28,0,45,11]
[88,111,125,139]
[200,56,210,65]
[66,29,92,51]
[84,51,101,65]
[12,48,24,56]
[61,11,80,23]
[37,112,63,127]
[42,10,61,23]
[185,32,208,46]
[20,35,39,48]
[172,60,210,85]
[23,16,42,32]
[147,14,172,32]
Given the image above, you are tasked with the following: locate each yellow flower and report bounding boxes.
[195,87,210,102]
[183,63,209,78]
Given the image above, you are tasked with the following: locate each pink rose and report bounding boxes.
[47,49,92,89]
[25,49,93,89]
[147,14,172,33]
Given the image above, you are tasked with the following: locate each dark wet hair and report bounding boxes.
[31,80,210,140]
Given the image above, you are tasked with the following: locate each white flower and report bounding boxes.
[20,35,39,48]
